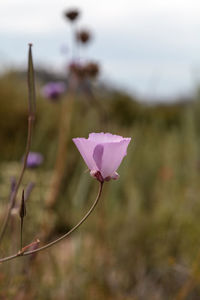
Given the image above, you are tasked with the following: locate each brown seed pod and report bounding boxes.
[64,9,80,22]
[76,30,91,44]
[84,62,100,78]
[69,62,86,79]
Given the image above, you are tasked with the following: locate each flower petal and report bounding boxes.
[89,132,123,143]
[100,138,131,178]
[73,138,97,171]
[93,144,104,170]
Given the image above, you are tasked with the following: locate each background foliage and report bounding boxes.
[1,70,200,300]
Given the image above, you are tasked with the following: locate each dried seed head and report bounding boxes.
[69,62,86,79]
[64,9,80,22]
[84,62,100,78]
[20,190,26,219]
[76,30,91,44]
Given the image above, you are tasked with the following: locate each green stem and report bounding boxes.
[20,218,23,250]
[0,181,104,264]
[0,116,34,245]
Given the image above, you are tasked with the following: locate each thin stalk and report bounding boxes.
[20,218,23,250]
[0,116,34,244]
[0,44,35,245]
[0,181,104,264]
[71,23,78,61]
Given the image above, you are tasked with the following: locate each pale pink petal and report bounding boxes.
[93,144,104,170]
[73,138,97,171]
[89,132,123,143]
[99,138,131,178]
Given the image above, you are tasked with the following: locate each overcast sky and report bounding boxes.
[1,0,200,101]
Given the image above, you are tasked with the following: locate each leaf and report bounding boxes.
[27,43,36,116]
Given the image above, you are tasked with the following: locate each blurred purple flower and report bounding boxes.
[24,182,35,201]
[25,152,44,169]
[42,82,66,101]
[73,133,131,182]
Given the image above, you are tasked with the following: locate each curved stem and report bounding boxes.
[0,116,34,245]
[0,181,104,264]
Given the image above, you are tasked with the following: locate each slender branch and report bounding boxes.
[0,44,36,245]
[0,181,104,264]
[0,116,34,244]
[20,218,24,250]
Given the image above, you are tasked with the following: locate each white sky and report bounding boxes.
[1,0,200,100]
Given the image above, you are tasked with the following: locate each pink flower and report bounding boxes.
[73,133,131,182]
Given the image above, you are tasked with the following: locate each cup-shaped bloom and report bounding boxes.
[25,152,44,169]
[42,82,66,101]
[73,133,131,181]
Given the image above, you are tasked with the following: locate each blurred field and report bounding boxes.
[1,70,200,299]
